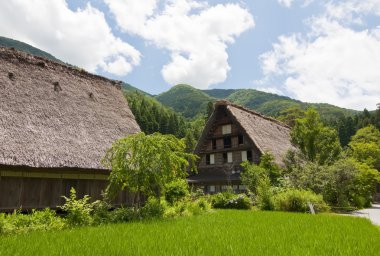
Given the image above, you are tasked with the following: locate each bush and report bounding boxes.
[60,188,94,227]
[273,189,329,213]
[92,201,112,225]
[256,176,274,210]
[211,192,251,209]
[0,209,65,235]
[110,207,138,223]
[165,179,190,205]
[140,197,166,219]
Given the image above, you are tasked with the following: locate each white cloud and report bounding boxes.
[259,0,380,110]
[278,0,294,8]
[105,0,254,89]
[278,0,314,8]
[0,0,140,76]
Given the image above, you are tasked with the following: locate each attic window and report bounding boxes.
[222,124,231,134]
[53,82,62,92]
[238,134,244,145]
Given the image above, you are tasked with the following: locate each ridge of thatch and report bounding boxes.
[214,100,291,129]
[0,47,140,170]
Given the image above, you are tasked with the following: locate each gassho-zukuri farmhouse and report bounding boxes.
[0,47,295,210]
[0,47,140,210]
[188,100,294,193]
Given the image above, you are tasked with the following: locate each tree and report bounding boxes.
[349,125,380,170]
[102,132,198,207]
[241,153,282,193]
[291,108,341,165]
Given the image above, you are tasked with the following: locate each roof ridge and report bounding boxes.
[214,100,291,129]
[0,46,123,89]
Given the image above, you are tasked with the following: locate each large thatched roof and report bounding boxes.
[196,100,294,165]
[0,47,140,170]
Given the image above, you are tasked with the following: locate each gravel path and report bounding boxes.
[352,203,380,226]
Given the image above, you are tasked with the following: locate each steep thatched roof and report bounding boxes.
[196,100,294,165]
[0,47,140,170]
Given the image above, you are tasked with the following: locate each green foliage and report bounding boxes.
[210,192,251,209]
[323,158,380,208]
[140,197,166,219]
[0,209,65,235]
[241,153,282,194]
[125,91,187,138]
[256,175,274,210]
[109,207,139,223]
[291,108,342,165]
[164,179,190,205]
[349,125,380,169]
[103,132,198,206]
[60,188,94,226]
[273,189,329,213]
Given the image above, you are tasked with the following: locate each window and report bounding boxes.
[238,134,244,145]
[227,152,233,163]
[223,152,228,163]
[222,124,231,135]
[232,185,238,191]
[241,151,247,161]
[212,139,217,150]
[209,185,216,193]
[239,185,247,191]
[223,136,231,148]
[206,154,215,165]
[247,150,252,161]
[221,185,228,191]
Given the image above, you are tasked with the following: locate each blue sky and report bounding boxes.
[0,0,379,110]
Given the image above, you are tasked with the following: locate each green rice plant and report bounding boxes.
[0,210,379,255]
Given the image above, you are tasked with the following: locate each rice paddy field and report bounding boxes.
[1,210,379,256]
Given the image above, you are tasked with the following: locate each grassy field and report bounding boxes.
[1,210,379,255]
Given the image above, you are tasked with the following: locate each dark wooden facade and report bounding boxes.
[189,104,261,193]
[0,165,133,211]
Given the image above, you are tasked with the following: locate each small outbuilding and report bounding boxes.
[188,100,293,193]
[0,47,140,210]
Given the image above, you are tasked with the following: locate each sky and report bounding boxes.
[0,0,379,110]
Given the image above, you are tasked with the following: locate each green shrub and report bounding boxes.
[165,179,190,205]
[256,176,274,210]
[110,207,138,223]
[226,194,252,209]
[0,209,65,235]
[273,189,329,213]
[60,188,94,227]
[195,197,212,211]
[140,197,166,219]
[211,192,251,209]
[92,201,112,225]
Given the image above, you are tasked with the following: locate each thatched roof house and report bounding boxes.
[188,100,293,193]
[0,47,140,210]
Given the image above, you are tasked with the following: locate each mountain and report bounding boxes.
[122,82,151,96]
[155,85,358,121]
[155,84,213,118]
[0,36,63,63]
